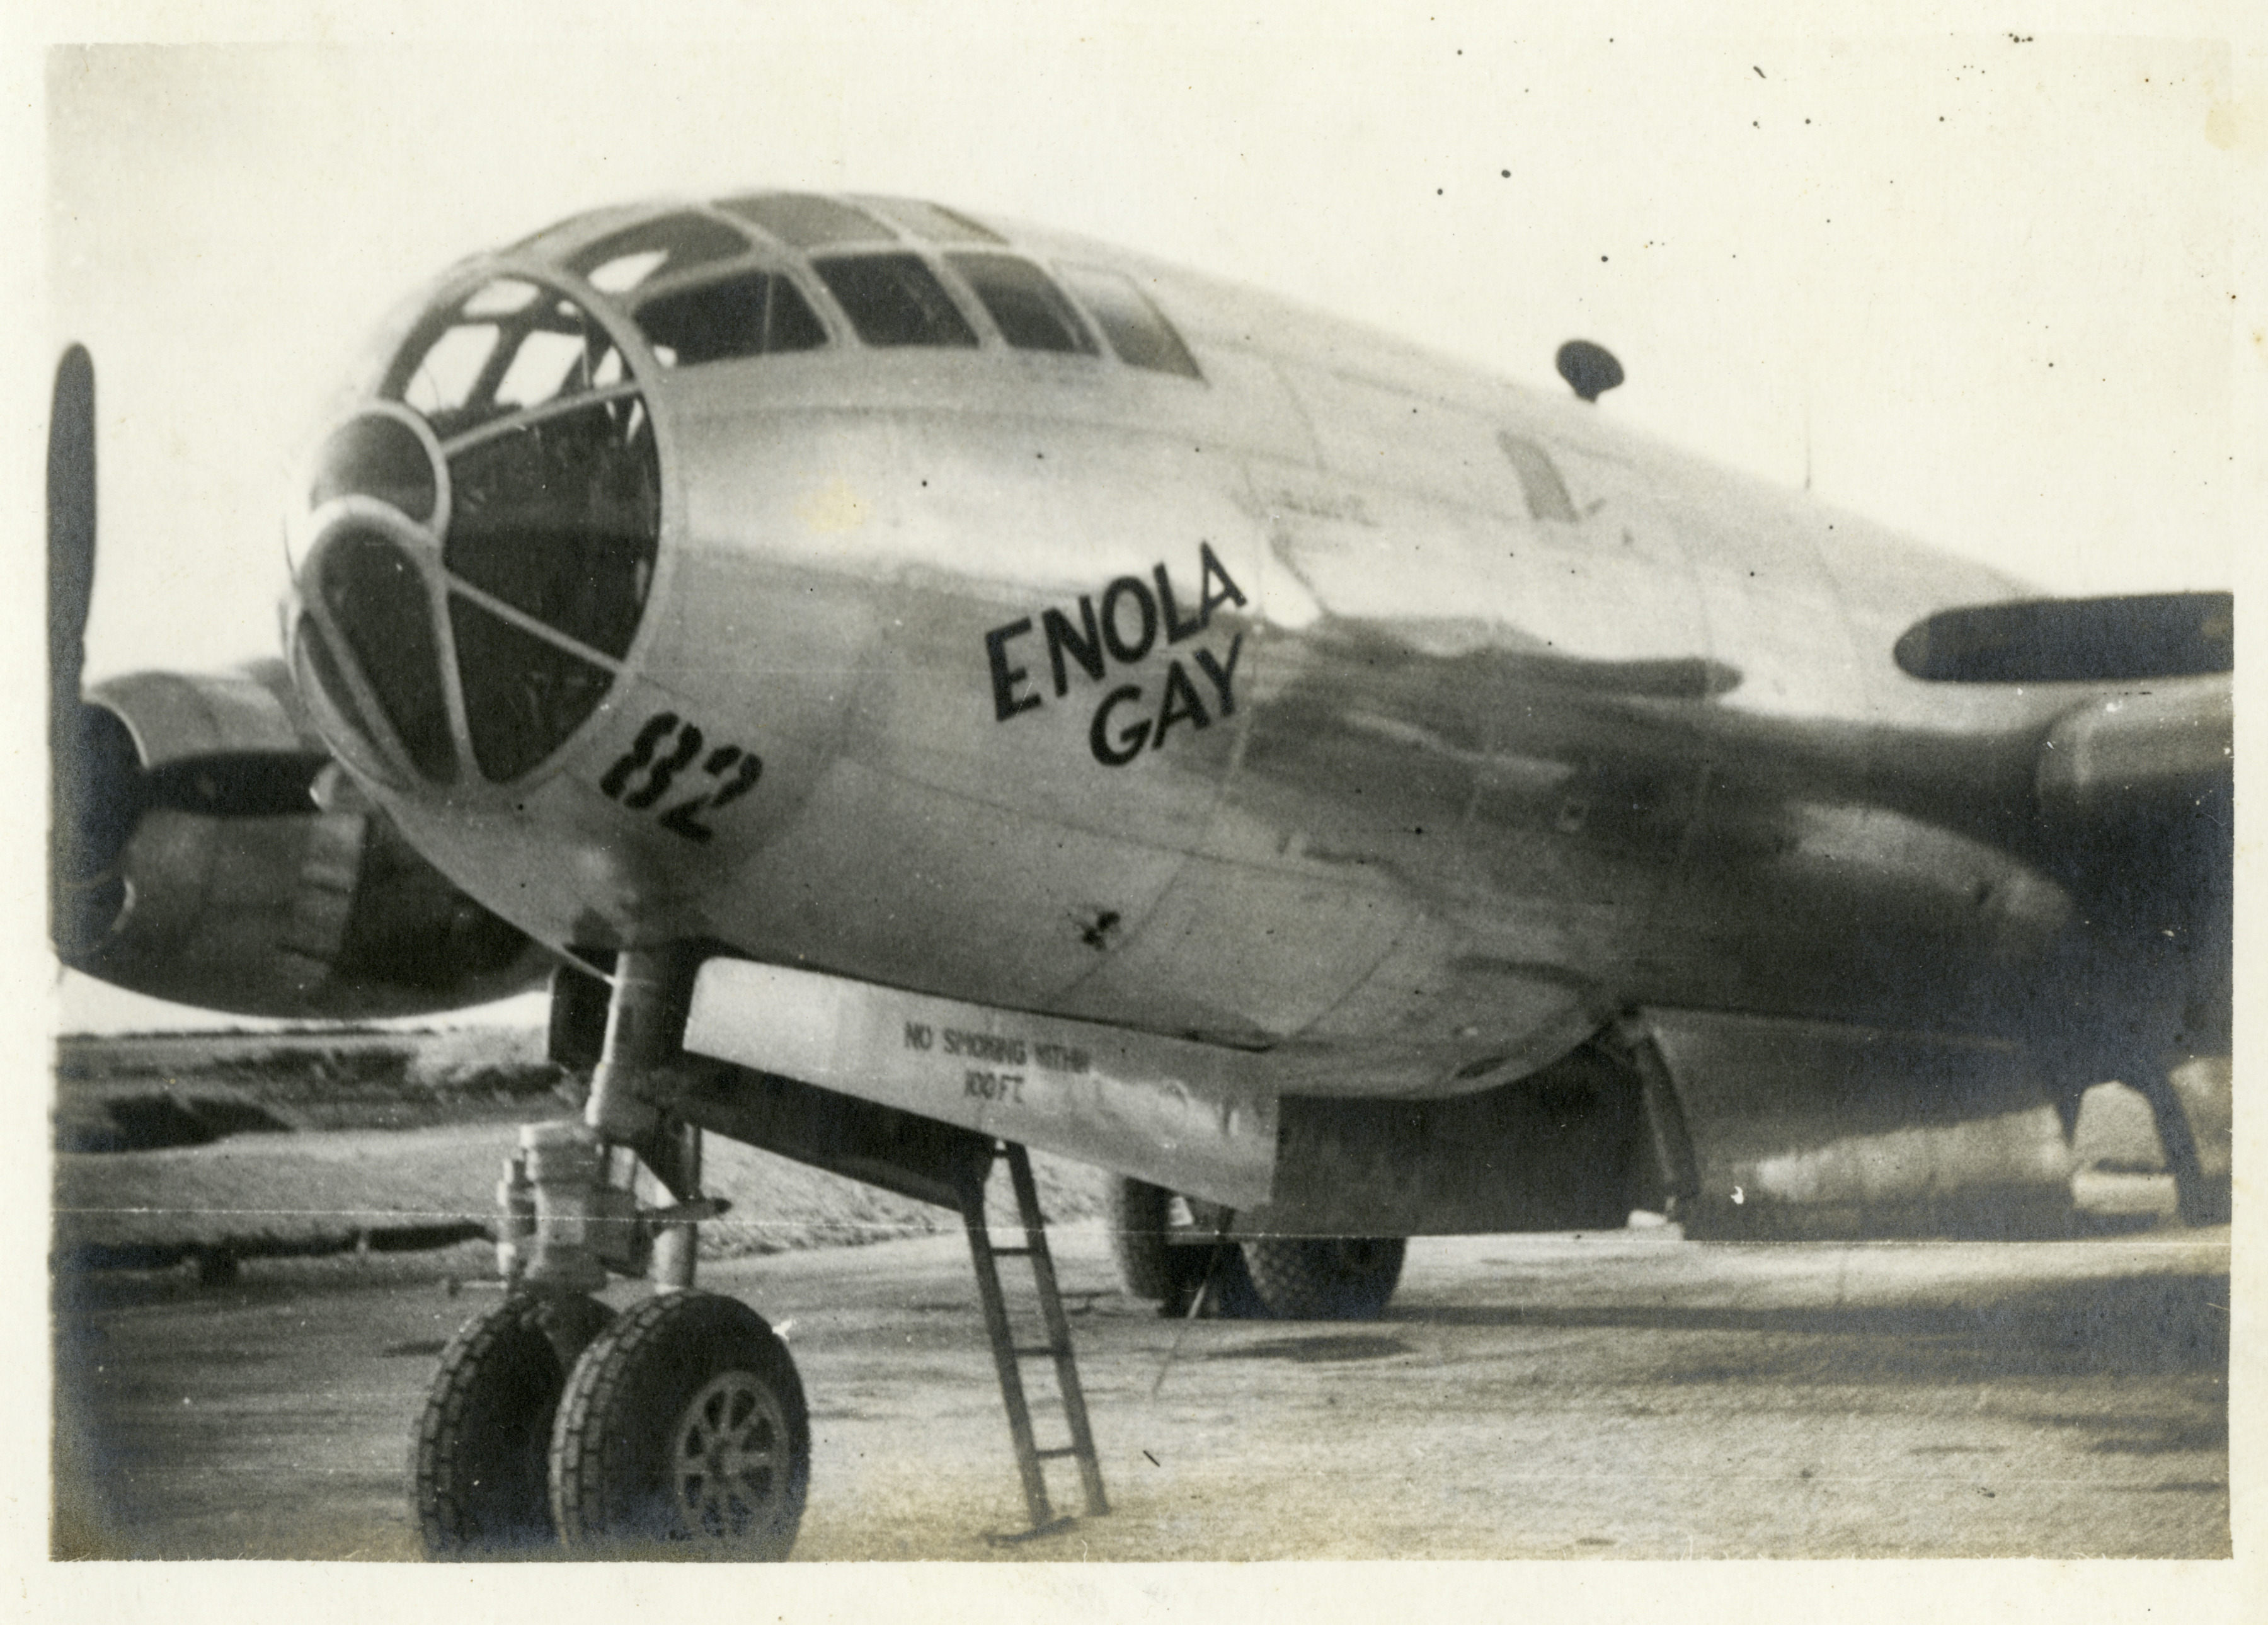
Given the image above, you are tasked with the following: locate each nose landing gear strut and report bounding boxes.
[413,946,808,1560]
[412,947,1114,1558]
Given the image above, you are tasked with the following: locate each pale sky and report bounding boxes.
[20,5,2265,1030]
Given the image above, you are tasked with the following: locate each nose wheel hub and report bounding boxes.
[673,1369,792,1539]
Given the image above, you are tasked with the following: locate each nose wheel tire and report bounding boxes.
[1241,1236,1407,1320]
[412,1293,614,1558]
[549,1290,809,1559]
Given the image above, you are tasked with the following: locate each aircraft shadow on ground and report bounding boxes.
[1385,1273,2229,1381]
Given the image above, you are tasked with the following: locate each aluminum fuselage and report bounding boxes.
[350,220,2121,1101]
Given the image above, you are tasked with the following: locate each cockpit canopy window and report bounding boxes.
[385,279,627,439]
[1055,266,1202,379]
[308,414,438,525]
[855,196,1004,244]
[444,394,658,660]
[815,254,979,348]
[716,193,894,250]
[946,253,1098,355]
[449,596,614,783]
[635,271,828,367]
[566,212,752,295]
[317,528,455,784]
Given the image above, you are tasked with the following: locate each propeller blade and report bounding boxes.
[46,350,324,965]
[49,346,96,709]
[49,346,125,960]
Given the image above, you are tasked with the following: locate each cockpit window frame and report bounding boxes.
[850,195,1007,246]
[809,250,985,351]
[630,267,834,369]
[549,206,853,364]
[382,277,636,442]
[1052,263,1205,382]
[481,198,1215,388]
[943,252,1101,358]
[564,211,755,297]
[715,193,899,251]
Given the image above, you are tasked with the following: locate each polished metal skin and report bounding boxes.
[280,193,2225,1130]
[50,190,2227,1227]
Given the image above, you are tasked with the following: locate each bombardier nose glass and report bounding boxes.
[295,275,659,786]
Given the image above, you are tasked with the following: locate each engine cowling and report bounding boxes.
[59,662,549,1019]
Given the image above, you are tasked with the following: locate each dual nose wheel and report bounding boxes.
[413,1289,808,1560]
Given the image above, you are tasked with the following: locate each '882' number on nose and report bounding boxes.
[598,713,762,842]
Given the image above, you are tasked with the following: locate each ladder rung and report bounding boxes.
[965,1141,1110,1529]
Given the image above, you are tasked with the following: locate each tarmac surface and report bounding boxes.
[51,1220,2229,1561]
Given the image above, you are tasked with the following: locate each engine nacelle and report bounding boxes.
[60,664,549,1019]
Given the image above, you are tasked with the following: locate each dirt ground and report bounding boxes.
[51,1221,2228,1561]
[48,1033,2228,1563]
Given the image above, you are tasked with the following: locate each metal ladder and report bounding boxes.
[958,1140,1109,1539]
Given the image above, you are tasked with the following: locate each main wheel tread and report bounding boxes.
[1106,1176,1176,1299]
[1242,1236,1406,1320]
[549,1290,808,1559]
[413,1293,609,1559]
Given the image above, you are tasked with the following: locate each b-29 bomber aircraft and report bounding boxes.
[49,189,2232,1558]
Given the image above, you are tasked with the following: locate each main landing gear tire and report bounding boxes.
[549,1290,809,1560]
[1106,1176,1181,1300]
[1106,1176,1264,1316]
[413,1293,613,1559]
[1242,1236,1407,1321]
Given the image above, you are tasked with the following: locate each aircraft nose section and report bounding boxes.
[302,520,458,783]
[288,272,663,791]
[304,408,443,531]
